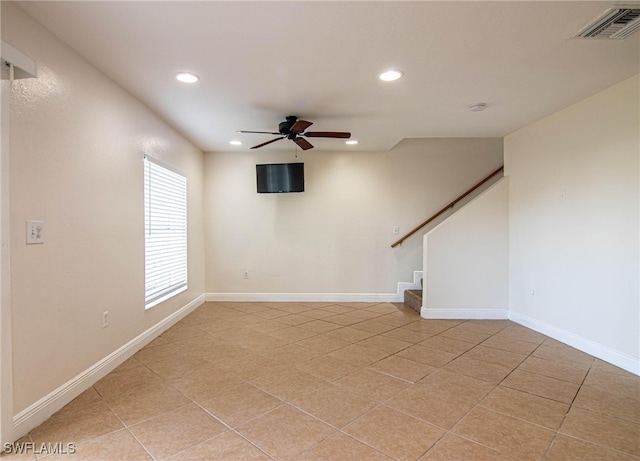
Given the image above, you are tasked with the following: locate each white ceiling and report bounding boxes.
[15,1,640,152]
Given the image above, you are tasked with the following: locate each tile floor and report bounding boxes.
[4,302,640,460]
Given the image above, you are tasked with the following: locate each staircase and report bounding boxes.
[404,278,423,312]
[395,168,505,315]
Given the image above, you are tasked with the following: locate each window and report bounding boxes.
[144,156,187,309]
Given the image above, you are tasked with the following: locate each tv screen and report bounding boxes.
[256,163,304,193]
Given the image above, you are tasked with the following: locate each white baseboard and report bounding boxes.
[10,294,205,440]
[419,306,638,375]
[205,292,400,303]
[421,307,509,320]
[509,310,640,376]
[206,271,424,304]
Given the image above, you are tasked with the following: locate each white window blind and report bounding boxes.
[144,156,187,309]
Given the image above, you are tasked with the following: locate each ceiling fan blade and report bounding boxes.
[290,120,313,133]
[251,137,285,149]
[304,131,351,139]
[237,130,281,135]
[294,137,314,150]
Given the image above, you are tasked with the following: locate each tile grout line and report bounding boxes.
[540,355,595,461]
[24,303,640,460]
[402,321,547,459]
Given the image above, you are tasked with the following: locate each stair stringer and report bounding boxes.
[394,270,423,303]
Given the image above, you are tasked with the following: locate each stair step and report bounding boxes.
[404,289,422,313]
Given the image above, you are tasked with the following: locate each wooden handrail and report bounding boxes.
[390,165,504,248]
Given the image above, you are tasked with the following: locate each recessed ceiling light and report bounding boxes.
[229,140,242,146]
[176,72,199,83]
[469,103,488,112]
[379,70,403,82]
[346,140,359,145]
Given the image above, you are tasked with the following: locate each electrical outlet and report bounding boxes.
[26,220,45,244]
[531,288,537,298]
[243,270,249,279]
[102,311,109,328]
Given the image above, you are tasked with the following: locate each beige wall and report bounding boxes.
[506,75,639,369]
[1,2,503,437]
[3,3,205,414]
[204,138,503,296]
[423,178,509,317]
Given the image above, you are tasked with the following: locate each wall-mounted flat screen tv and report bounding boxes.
[256,163,304,193]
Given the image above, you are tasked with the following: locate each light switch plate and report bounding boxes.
[26,220,44,244]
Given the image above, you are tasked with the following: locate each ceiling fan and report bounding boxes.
[237,115,351,150]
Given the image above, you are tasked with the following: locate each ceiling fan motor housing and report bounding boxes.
[279,121,292,134]
[279,116,298,135]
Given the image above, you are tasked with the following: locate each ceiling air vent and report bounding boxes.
[576,8,640,39]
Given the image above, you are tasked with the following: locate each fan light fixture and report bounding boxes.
[176,72,199,83]
[229,140,242,146]
[346,140,359,145]
[379,70,403,82]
